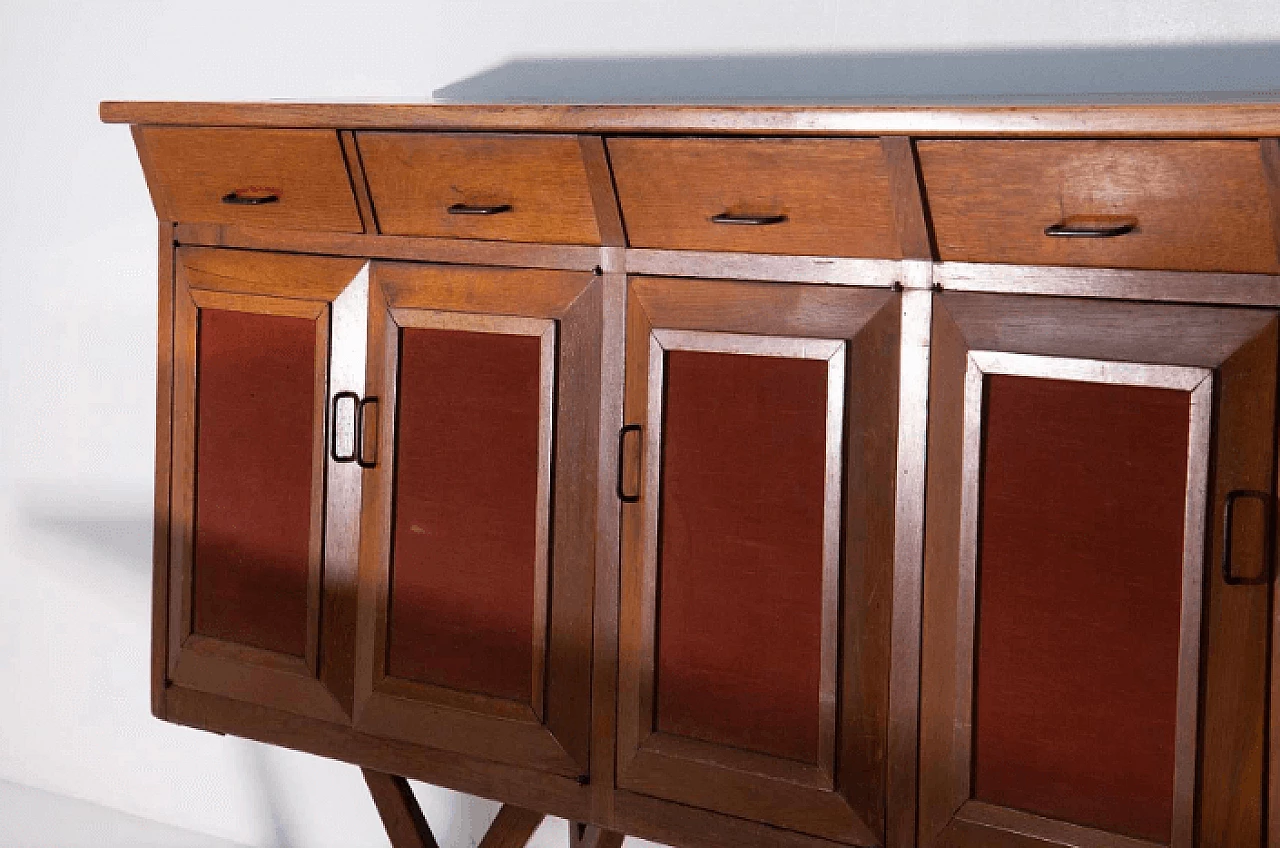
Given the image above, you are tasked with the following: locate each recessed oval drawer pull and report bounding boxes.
[710,212,788,226]
[1043,220,1137,238]
[447,202,513,215]
[221,190,280,205]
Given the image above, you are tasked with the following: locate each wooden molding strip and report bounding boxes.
[174,223,605,272]
[579,136,626,247]
[101,100,1280,138]
[881,136,934,260]
[1261,139,1280,269]
[339,130,378,235]
[362,769,441,848]
[625,248,902,286]
[936,261,1280,306]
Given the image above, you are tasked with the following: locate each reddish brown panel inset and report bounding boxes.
[388,327,543,703]
[192,309,318,657]
[655,350,830,764]
[973,375,1191,843]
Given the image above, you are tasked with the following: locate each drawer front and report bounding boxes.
[137,127,363,232]
[919,140,1280,274]
[357,133,601,244]
[607,137,901,257]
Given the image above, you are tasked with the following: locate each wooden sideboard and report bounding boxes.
[102,99,1280,848]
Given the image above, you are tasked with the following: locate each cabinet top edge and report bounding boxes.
[100,99,1280,137]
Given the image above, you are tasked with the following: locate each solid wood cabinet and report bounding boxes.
[919,292,1277,848]
[354,262,602,779]
[105,99,1280,848]
[616,276,901,844]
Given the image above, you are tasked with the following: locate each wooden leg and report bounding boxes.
[363,768,440,848]
[479,805,545,848]
[570,822,625,848]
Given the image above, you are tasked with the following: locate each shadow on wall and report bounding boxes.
[432,44,1280,104]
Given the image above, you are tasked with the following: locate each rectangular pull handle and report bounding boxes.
[1223,488,1274,585]
[617,424,642,503]
[330,391,360,463]
[356,397,379,469]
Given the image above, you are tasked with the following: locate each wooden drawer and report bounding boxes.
[918,140,1280,274]
[607,137,901,257]
[357,133,601,244]
[136,127,363,232]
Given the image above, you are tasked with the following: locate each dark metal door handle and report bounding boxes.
[330,392,360,463]
[1223,488,1274,586]
[447,203,513,215]
[222,191,280,205]
[1043,221,1136,238]
[710,212,788,226]
[356,397,379,469]
[617,424,642,503]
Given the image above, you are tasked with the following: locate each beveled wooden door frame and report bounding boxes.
[353,261,601,780]
[919,291,1280,848]
[167,247,369,724]
[616,275,903,846]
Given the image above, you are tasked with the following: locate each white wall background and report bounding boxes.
[3,1,1280,846]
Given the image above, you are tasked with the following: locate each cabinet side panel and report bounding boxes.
[388,327,542,703]
[973,375,1189,843]
[192,309,318,657]
[654,349,829,764]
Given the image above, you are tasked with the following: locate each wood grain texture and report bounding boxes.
[353,262,597,778]
[477,806,544,848]
[919,139,1280,274]
[178,245,367,301]
[135,127,362,232]
[1198,319,1277,848]
[174,223,606,272]
[617,277,899,845]
[165,250,352,725]
[102,100,1280,138]
[935,262,1280,307]
[570,824,624,848]
[151,222,176,720]
[608,137,900,257]
[362,769,441,848]
[339,130,377,234]
[881,136,934,260]
[358,132,601,244]
[1262,139,1280,265]
[578,136,626,247]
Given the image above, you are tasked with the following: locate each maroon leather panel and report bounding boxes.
[193,308,318,657]
[655,349,830,764]
[973,375,1190,842]
[387,327,543,703]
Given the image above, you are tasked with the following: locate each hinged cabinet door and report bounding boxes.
[353,262,602,781]
[616,276,905,846]
[167,247,369,723]
[919,291,1278,848]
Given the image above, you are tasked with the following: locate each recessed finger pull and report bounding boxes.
[1222,488,1274,586]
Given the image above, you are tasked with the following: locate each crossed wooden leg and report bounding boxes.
[362,769,626,848]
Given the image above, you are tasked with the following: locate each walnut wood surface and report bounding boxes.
[362,769,440,848]
[136,127,363,232]
[102,100,1280,137]
[357,132,602,244]
[608,137,900,257]
[918,139,1280,274]
[151,222,175,720]
[477,806,545,848]
[118,97,1280,848]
